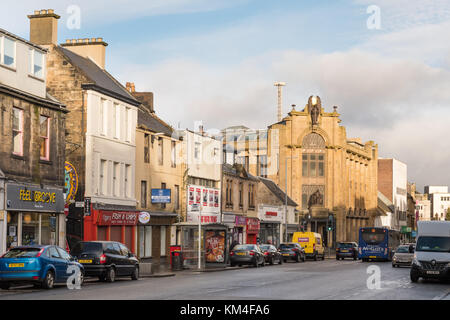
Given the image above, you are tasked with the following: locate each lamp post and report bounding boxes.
[285,156,298,242]
[198,203,202,270]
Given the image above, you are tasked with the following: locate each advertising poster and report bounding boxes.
[195,188,201,204]
[202,189,208,206]
[214,190,219,207]
[205,230,225,263]
[188,187,194,205]
[209,189,214,207]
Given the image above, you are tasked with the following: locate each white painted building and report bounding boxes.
[85,90,138,207]
[423,186,449,221]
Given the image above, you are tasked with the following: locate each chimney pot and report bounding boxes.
[97,38,103,42]
[48,9,54,14]
[34,10,40,15]
[40,10,47,14]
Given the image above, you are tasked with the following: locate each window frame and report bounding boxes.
[39,115,50,161]
[1,36,16,69]
[12,107,24,156]
[29,48,44,79]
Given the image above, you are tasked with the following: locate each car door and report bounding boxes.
[119,243,135,275]
[110,243,126,276]
[48,246,66,283]
[56,247,77,281]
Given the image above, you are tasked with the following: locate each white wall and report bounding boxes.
[85,90,137,207]
[425,186,448,194]
[392,159,407,228]
[431,193,450,221]
[0,32,46,98]
[416,199,431,221]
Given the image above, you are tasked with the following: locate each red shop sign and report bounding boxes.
[98,211,138,226]
[246,218,260,232]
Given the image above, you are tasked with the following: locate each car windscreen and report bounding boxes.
[279,244,295,250]
[396,246,410,253]
[3,248,41,258]
[259,245,272,250]
[233,245,256,251]
[416,236,450,253]
[70,242,103,256]
[338,243,353,248]
[361,229,386,245]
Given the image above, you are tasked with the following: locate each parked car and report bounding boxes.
[292,232,325,260]
[392,244,415,268]
[0,245,84,290]
[336,242,358,260]
[229,244,265,267]
[259,244,282,265]
[70,241,139,282]
[279,243,306,263]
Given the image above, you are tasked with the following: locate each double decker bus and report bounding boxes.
[358,227,400,261]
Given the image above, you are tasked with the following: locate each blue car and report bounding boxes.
[0,245,84,290]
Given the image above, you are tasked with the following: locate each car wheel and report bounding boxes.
[410,271,419,283]
[42,271,55,290]
[131,266,139,280]
[106,267,116,282]
[0,283,10,290]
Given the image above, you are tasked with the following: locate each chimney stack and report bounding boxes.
[28,9,60,46]
[61,37,108,69]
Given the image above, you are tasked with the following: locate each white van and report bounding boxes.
[410,221,450,282]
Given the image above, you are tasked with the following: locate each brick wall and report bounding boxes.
[378,159,393,202]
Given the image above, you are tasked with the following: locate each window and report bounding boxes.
[99,98,107,135]
[249,184,255,208]
[1,36,16,67]
[302,154,325,177]
[158,137,163,165]
[125,107,131,142]
[144,134,150,163]
[171,141,176,168]
[141,181,147,208]
[39,115,50,160]
[161,183,166,209]
[113,162,120,196]
[174,185,180,210]
[100,160,107,195]
[194,142,201,160]
[12,108,23,156]
[239,182,243,208]
[29,49,44,78]
[258,155,268,177]
[113,103,120,138]
[125,164,131,198]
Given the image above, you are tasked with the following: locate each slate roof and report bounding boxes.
[57,46,140,107]
[137,108,173,137]
[258,177,298,207]
[222,163,259,182]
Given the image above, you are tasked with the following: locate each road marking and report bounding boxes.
[433,289,450,300]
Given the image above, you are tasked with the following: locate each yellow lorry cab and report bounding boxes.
[292,232,325,261]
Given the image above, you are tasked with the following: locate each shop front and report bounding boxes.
[246,217,260,244]
[233,215,246,245]
[84,208,138,253]
[3,182,65,251]
[137,212,177,262]
[258,206,283,247]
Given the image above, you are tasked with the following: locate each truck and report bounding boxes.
[410,221,450,282]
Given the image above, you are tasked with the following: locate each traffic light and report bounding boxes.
[327,214,334,231]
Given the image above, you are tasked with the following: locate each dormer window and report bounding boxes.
[1,36,16,68]
[29,48,44,78]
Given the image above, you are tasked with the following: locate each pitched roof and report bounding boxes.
[223,163,259,181]
[377,191,394,214]
[137,108,173,136]
[57,46,140,106]
[258,177,298,207]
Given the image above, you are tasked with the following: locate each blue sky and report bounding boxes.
[2,0,450,189]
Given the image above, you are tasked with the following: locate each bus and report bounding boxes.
[358,227,400,261]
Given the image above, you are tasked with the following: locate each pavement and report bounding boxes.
[1,258,449,300]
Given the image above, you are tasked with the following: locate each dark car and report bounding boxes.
[0,245,84,290]
[279,243,306,263]
[230,244,265,267]
[336,242,358,260]
[70,241,139,282]
[259,244,283,265]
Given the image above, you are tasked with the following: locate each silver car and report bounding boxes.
[392,244,415,268]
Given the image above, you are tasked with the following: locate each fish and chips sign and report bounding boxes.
[98,211,138,226]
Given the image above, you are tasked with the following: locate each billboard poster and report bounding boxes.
[209,190,214,207]
[196,188,201,204]
[205,230,225,263]
[202,189,208,206]
[214,191,219,207]
[188,187,194,205]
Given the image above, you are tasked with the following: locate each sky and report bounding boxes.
[2,0,450,191]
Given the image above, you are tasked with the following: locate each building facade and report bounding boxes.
[267,96,379,244]
[424,186,450,221]
[0,27,67,253]
[130,82,182,262]
[27,10,141,252]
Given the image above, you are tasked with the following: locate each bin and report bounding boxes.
[170,245,183,271]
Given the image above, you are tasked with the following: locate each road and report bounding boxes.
[0,259,449,300]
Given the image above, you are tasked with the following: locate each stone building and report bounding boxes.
[128,82,182,263]
[27,10,141,251]
[0,27,67,253]
[267,96,379,244]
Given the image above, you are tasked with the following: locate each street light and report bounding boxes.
[285,156,298,242]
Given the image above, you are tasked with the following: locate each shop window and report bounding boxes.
[22,213,39,246]
[41,213,58,245]
[160,226,166,257]
[139,226,152,258]
[6,212,18,249]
